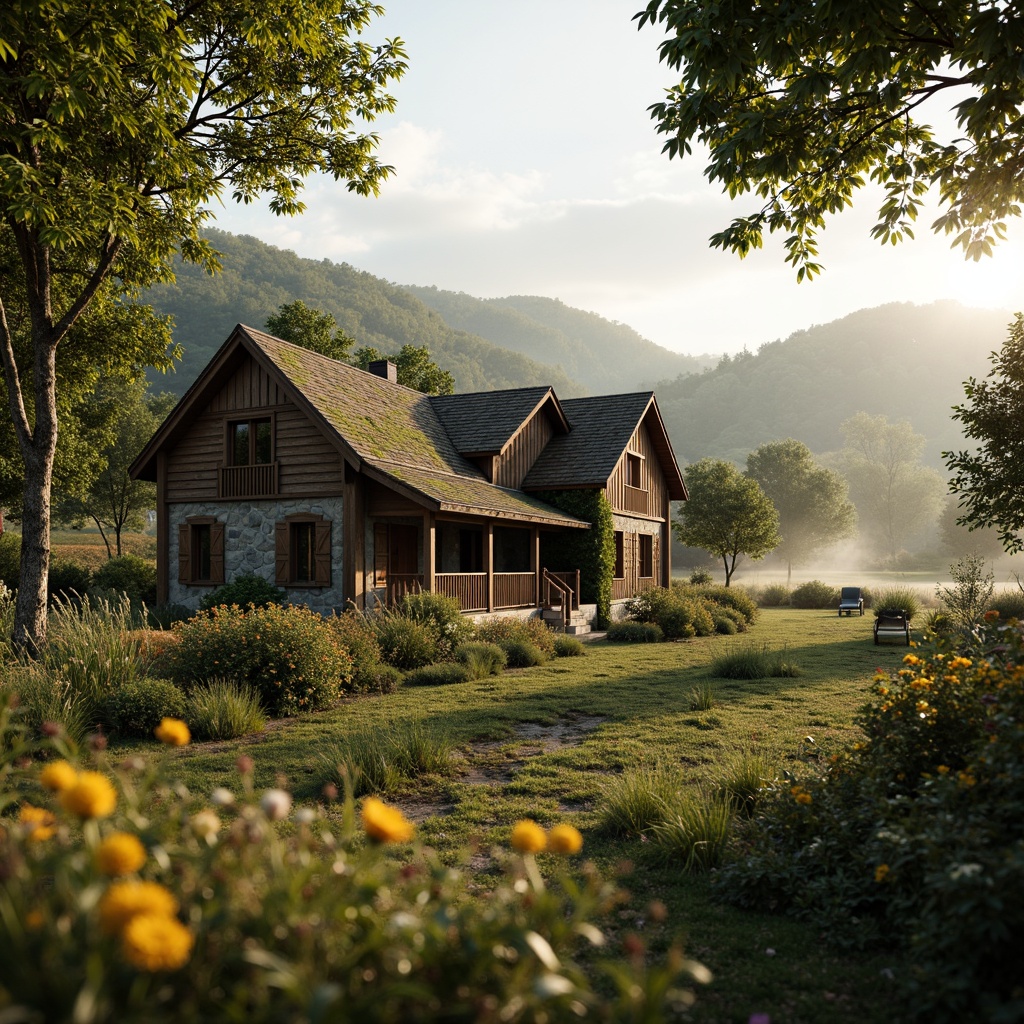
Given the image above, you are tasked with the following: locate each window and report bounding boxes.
[613,531,624,579]
[638,534,654,579]
[276,514,331,587]
[625,452,643,488]
[177,517,225,585]
[229,417,272,465]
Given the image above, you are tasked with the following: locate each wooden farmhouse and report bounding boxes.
[131,325,687,625]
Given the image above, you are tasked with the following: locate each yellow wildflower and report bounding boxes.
[19,803,56,842]
[874,864,890,883]
[936,765,950,775]
[361,797,415,844]
[950,657,973,670]
[154,718,191,746]
[121,914,193,972]
[99,881,179,935]
[25,910,44,931]
[790,786,813,806]
[40,760,78,793]
[60,771,117,819]
[902,654,921,666]
[958,771,977,789]
[96,833,147,877]
[510,819,547,853]
[547,823,584,854]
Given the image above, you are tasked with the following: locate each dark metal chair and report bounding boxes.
[838,586,864,616]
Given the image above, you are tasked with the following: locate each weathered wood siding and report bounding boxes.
[610,524,661,601]
[163,353,344,503]
[494,410,555,489]
[606,420,668,519]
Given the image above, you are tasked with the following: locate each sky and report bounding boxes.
[213,1,1024,357]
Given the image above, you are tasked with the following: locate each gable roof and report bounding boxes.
[131,326,589,529]
[521,393,686,500]
[430,387,569,456]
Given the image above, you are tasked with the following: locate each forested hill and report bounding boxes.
[402,287,713,394]
[653,301,1013,470]
[144,230,588,397]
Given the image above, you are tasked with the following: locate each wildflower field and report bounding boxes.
[2,584,1021,1022]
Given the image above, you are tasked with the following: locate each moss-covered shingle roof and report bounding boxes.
[430,387,563,454]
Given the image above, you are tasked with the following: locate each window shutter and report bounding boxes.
[653,534,661,581]
[275,521,289,585]
[314,519,332,587]
[178,524,190,583]
[210,522,226,584]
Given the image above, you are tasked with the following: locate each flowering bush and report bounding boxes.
[715,616,1024,1022]
[169,603,352,716]
[0,702,709,1022]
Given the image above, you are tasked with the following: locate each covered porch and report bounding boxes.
[372,515,580,614]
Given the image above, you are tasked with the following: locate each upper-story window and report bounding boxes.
[625,452,643,489]
[230,418,272,465]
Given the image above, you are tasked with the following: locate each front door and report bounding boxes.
[389,524,419,576]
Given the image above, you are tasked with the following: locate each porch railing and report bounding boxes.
[386,574,423,605]
[219,462,279,499]
[494,572,535,610]
[435,572,487,612]
[611,576,657,602]
[543,569,580,611]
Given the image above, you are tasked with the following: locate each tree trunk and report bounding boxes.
[12,341,59,654]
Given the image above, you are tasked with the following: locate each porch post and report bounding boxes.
[156,453,168,605]
[423,511,436,594]
[485,522,494,612]
[531,526,540,607]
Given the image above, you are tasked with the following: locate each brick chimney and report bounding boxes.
[368,359,398,383]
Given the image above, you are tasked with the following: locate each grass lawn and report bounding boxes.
[127,608,913,1023]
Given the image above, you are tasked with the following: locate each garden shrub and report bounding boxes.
[454,641,507,678]
[0,531,19,590]
[756,583,791,607]
[647,790,732,872]
[91,555,156,605]
[712,604,749,632]
[789,579,840,609]
[871,585,921,620]
[693,583,758,625]
[170,603,351,716]
[688,568,713,585]
[501,640,548,668]
[327,612,400,693]
[936,554,993,633]
[0,582,14,662]
[403,663,472,686]
[370,613,437,671]
[184,678,266,740]
[475,616,557,658]
[7,664,93,744]
[49,559,93,605]
[606,621,664,643]
[105,678,187,738]
[713,614,738,635]
[398,591,475,660]
[553,635,586,657]
[0,705,704,1022]
[715,617,1024,1023]
[198,573,284,611]
[147,603,193,630]
[988,589,1024,621]
[625,587,714,639]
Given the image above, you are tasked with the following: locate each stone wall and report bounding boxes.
[168,497,344,614]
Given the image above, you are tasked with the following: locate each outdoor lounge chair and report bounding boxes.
[874,609,910,645]
[838,586,864,616]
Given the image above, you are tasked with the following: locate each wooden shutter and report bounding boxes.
[275,521,289,585]
[314,519,332,587]
[653,533,661,583]
[209,522,225,584]
[178,524,190,583]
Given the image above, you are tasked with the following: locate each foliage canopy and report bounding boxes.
[674,459,779,586]
[945,313,1024,553]
[637,0,1024,276]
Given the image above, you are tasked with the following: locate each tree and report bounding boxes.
[746,439,856,584]
[58,384,175,558]
[837,412,945,563]
[265,301,357,362]
[674,458,780,586]
[944,314,1024,554]
[0,0,406,650]
[636,0,1024,277]
[353,344,455,396]
[937,495,1004,560]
